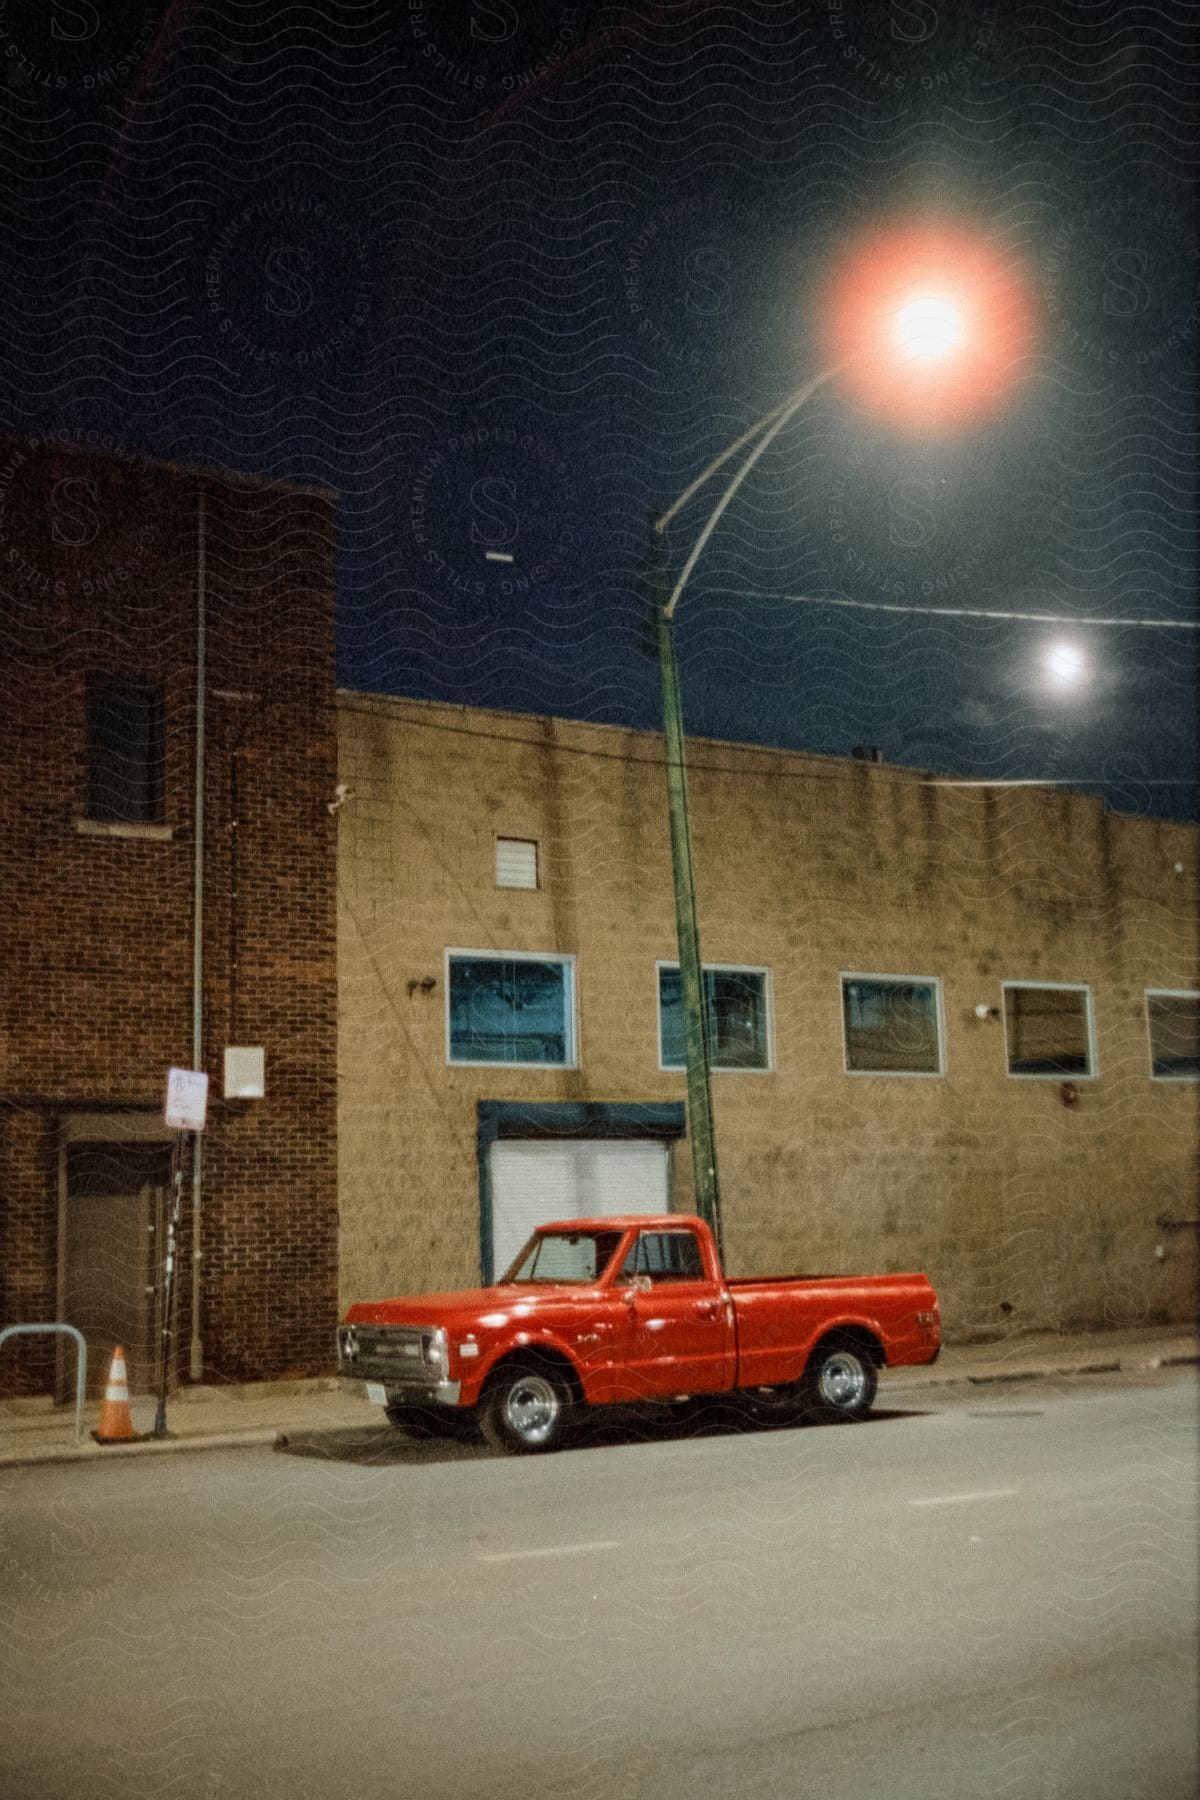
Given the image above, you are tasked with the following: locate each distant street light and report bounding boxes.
[1043,641,1087,688]
[652,220,1035,1252]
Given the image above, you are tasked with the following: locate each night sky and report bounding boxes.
[2,0,1195,817]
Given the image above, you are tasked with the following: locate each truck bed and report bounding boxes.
[727,1270,938,1387]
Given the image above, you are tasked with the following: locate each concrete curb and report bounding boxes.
[883,1349,1196,1391]
[0,1428,280,1471]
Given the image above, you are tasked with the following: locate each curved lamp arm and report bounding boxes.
[655,361,846,621]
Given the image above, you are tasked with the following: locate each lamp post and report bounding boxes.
[650,220,1034,1257]
[648,522,722,1254]
[649,368,844,1258]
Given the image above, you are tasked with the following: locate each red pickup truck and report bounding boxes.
[338,1214,940,1454]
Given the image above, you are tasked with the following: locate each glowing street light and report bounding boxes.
[892,294,965,360]
[823,217,1036,433]
[1043,640,1087,688]
[651,219,1036,1248]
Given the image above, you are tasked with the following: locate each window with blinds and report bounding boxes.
[495,837,538,889]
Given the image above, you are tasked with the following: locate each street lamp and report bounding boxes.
[651,220,1034,1255]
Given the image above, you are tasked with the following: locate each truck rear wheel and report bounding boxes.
[803,1336,878,1423]
[480,1361,574,1455]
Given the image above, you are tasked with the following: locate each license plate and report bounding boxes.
[366,1382,387,1406]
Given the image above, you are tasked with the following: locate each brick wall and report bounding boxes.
[336,693,1198,1340]
[0,436,338,1394]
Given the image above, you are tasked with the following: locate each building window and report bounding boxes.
[447,952,575,1066]
[1146,990,1199,1080]
[842,975,943,1076]
[495,837,538,889]
[658,964,771,1072]
[1002,983,1095,1078]
[85,677,164,824]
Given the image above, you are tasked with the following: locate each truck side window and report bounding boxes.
[620,1230,704,1283]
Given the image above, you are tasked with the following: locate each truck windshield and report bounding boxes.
[499,1229,625,1285]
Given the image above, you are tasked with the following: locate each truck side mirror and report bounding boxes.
[624,1273,652,1303]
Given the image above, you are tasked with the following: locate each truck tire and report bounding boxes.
[480,1361,574,1455]
[803,1335,878,1423]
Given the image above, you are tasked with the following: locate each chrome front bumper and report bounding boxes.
[338,1322,461,1406]
[339,1375,461,1407]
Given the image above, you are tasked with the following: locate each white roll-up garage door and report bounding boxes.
[487,1138,669,1281]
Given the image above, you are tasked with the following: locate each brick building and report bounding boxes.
[336,693,1198,1340]
[0,436,338,1397]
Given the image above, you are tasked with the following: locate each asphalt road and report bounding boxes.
[1,1369,1196,1800]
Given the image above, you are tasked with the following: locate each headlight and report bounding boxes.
[423,1328,448,1377]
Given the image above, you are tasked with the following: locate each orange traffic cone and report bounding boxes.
[92,1346,140,1444]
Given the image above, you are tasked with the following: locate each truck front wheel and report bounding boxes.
[480,1361,575,1454]
[803,1337,878,1423]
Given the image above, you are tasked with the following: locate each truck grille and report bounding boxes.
[339,1324,434,1383]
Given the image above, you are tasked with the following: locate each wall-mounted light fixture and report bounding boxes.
[406,976,437,998]
[973,1004,1001,1020]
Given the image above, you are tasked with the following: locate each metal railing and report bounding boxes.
[0,1325,88,1445]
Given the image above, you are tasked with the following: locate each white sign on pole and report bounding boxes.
[165,1068,209,1132]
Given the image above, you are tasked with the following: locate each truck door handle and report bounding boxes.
[693,1300,720,1319]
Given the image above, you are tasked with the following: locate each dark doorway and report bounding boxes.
[63,1143,171,1396]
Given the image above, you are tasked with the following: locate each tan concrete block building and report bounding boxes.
[336,691,1198,1341]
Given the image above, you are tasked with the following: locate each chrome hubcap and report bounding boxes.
[504,1375,559,1443]
[819,1352,867,1410]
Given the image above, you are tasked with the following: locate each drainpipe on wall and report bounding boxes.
[189,486,207,1384]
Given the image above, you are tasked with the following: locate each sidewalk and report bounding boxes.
[0,1376,368,1469]
[2,1325,1196,1469]
[883,1323,1199,1393]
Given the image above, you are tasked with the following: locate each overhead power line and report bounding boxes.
[727,589,1199,630]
